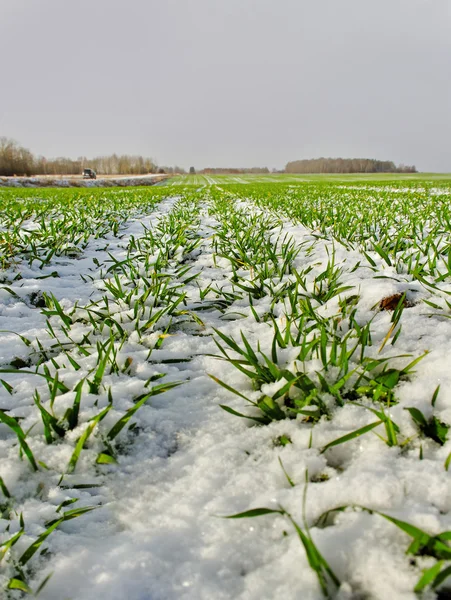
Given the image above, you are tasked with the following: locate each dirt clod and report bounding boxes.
[379,293,413,311]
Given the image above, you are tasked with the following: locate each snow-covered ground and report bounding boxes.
[1,182,451,599]
[0,174,168,188]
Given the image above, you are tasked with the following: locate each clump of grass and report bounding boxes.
[222,470,339,597]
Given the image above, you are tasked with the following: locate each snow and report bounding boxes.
[0,174,167,188]
[1,183,451,599]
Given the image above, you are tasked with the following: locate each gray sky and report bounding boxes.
[1,0,450,171]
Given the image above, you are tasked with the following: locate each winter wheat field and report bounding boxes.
[3,174,451,600]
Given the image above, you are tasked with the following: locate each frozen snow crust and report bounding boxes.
[0,174,167,188]
[1,178,451,599]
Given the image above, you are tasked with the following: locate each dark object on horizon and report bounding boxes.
[158,167,166,174]
[83,168,97,179]
[189,166,196,174]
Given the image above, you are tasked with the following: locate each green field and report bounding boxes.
[163,172,451,186]
[2,176,451,598]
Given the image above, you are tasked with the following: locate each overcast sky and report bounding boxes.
[1,0,450,171]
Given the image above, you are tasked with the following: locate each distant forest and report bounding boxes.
[200,167,270,174]
[285,158,417,174]
[0,137,186,177]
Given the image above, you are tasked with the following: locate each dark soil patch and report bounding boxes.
[9,357,31,369]
[29,291,46,308]
[379,293,414,311]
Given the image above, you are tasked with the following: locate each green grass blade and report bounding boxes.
[219,404,269,424]
[67,405,111,473]
[223,507,283,518]
[414,560,444,592]
[18,519,63,566]
[7,578,33,594]
[320,421,382,454]
[0,409,38,471]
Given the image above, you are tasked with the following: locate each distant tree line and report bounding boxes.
[200,167,270,174]
[0,137,164,177]
[160,165,186,174]
[0,138,35,177]
[1,138,419,178]
[285,157,417,174]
